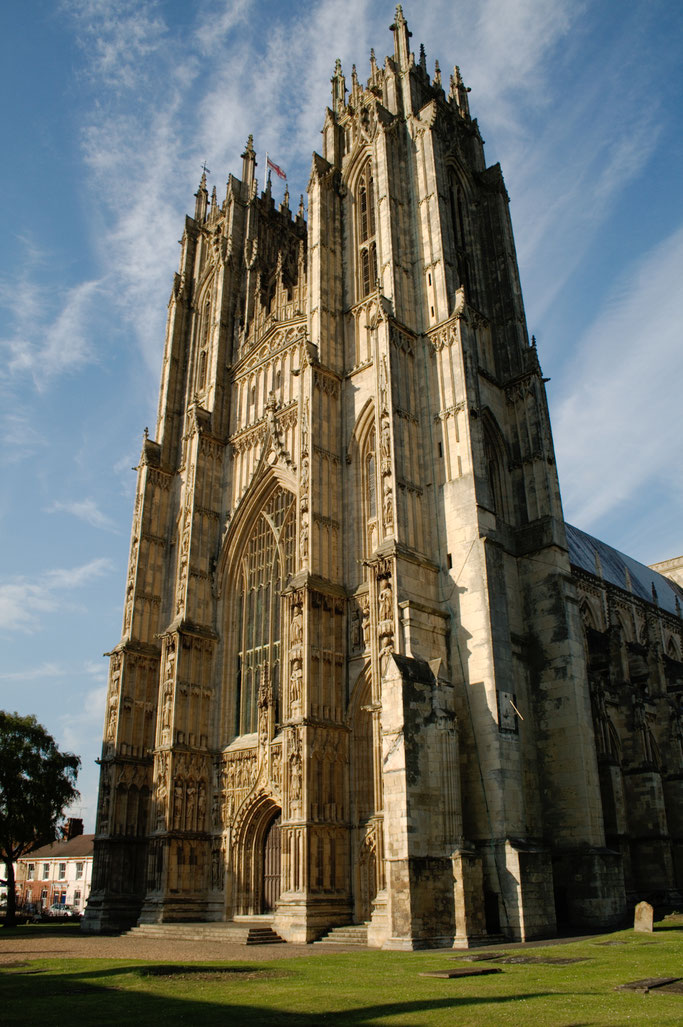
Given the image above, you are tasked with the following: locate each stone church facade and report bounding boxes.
[83,8,683,946]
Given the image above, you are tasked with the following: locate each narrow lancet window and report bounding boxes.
[357,161,377,298]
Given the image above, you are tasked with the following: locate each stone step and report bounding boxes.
[316,923,369,947]
[126,922,286,945]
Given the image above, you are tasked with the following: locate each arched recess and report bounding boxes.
[348,665,384,922]
[192,276,216,399]
[217,470,296,742]
[347,400,380,567]
[443,157,478,301]
[231,793,282,916]
[344,149,378,302]
[481,409,512,524]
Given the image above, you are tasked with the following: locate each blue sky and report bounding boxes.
[1,0,682,830]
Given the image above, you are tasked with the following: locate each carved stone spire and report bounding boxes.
[194,171,208,221]
[391,5,412,72]
[450,65,471,118]
[418,42,427,74]
[331,57,346,113]
[369,46,379,87]
[241,134,256,192]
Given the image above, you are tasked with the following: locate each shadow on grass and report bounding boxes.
[2,923,86,938]
[0,963,562,1025]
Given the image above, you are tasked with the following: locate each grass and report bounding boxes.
[1,920,681,1026]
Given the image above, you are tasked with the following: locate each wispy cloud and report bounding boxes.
[0,662,66,682]
[0,557,114,633]
[0,409,48,464]
[60,683,107,755]
[64,0,169,91]
[46,497,120,533]
[0,272,102,389]
[552,220,683,528]
[54,0,599,389]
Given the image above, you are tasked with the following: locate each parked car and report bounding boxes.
[45,903,81,919]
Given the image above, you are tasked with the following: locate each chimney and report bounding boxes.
[65,818,84,840]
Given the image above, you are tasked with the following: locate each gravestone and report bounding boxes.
[634,901,654,933]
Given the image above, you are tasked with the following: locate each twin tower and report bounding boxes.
[84,9,629,945]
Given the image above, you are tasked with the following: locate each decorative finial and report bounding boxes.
[334,57,342,77]
[298,194,305,219]
[419,43,427,72]
[531,334,537,349]
[434,59,442,87]
[284,185,290,207]
[143,426,149,440]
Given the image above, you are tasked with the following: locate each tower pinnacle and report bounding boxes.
[391,5,412,72]
[331,57,346,113]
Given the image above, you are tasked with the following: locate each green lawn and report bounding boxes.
[1,923,681,1026]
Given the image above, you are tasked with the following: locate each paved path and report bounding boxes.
[0,927,608,968]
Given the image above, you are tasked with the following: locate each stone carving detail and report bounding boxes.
[105,655,122,743]
[265,393,293,467]
[169,774,208,833]
[288,728,303,817]
[176,506,192,614]
[377,562,394,656]
[211,842,225,890]
[154,752,170,830]
[257,667,272,747]
[217,749,258,824]
[271,744,283,793]
[299,399,310,567]
[289,592,304,710]
[378,357,395,537]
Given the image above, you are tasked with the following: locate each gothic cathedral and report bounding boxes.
[84,9,683,946]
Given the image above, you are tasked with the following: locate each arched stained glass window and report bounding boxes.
[234,487,295,736]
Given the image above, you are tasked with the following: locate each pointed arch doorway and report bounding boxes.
[234,798,283,917]
[262,811,282,913]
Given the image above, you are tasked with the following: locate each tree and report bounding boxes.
[0,712,80,927]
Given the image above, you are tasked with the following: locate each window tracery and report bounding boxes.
[233,487,296,736]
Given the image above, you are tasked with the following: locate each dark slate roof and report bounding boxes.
[566,523,683,618]
[23,834,94,860]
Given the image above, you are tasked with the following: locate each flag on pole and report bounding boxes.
[267,155,287,180]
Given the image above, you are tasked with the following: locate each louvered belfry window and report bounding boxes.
[234,487,295,736]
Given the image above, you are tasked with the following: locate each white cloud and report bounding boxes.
[46,497,120,533]
[0,662,66,682]
[60,684,107,755]
[64,0,169,91]
[84,659,109,681]
[0,557,115,633]
[552,221,683,528]
[0,275,102,389]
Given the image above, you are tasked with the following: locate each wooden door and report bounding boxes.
[262,813,281,912]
